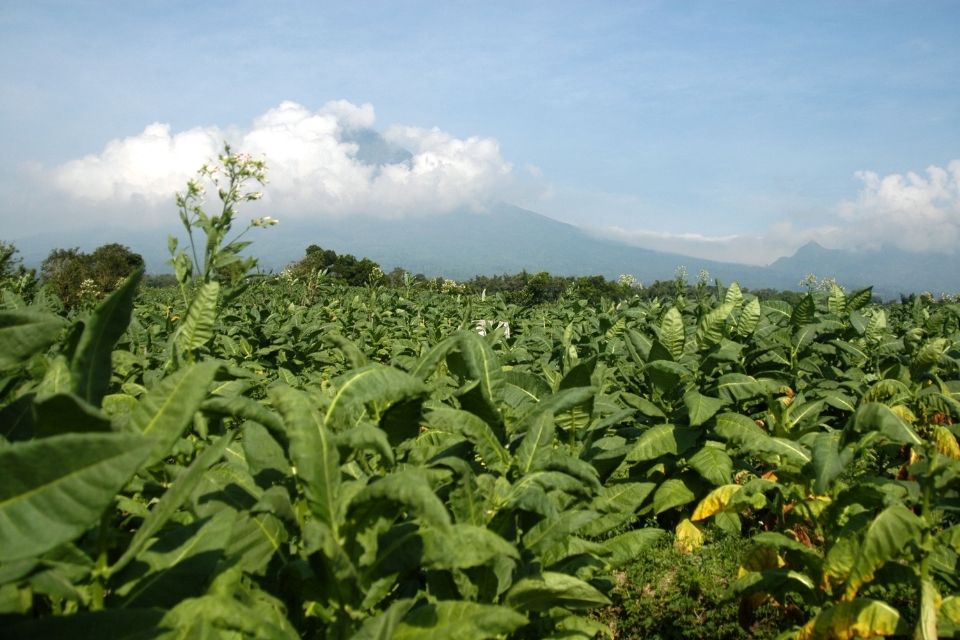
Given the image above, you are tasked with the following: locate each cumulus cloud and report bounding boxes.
[48,100,517,226]
[837,160,960,252]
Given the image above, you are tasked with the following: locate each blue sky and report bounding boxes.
[1,0,958,263]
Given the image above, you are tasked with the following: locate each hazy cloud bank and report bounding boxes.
[591,160,960,265]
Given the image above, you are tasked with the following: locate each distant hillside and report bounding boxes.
[10,205,960,299]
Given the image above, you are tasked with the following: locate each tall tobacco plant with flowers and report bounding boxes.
[167,144,276,363]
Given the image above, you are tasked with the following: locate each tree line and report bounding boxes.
[3,238,809,311]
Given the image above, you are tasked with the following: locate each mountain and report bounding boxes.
[9,206,960,299]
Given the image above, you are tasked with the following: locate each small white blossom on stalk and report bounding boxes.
[675,265,688,282]
[697,269,710,285]
[251,216,279,228]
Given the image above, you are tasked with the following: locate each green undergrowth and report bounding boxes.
[597,531,801,640]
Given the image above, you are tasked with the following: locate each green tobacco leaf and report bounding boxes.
[683,390,724,427]
[599,528,666,568]
[828,284,847,316]
[33,392,113,437]
[732,569,816,602]
[448,331,506,428]
[522,510,597,555]
[352,598,415,640]
[811,431,853,494]
[846,286,873,312]
[175,280,219,354]
[645,360,690,395]
[696,302,733,349]
[349,470,451,531]
[110,434,233,576]
[421,523,519,569]
[270,385,341,535]
[336,423,395,466]
[129,360,220,465]
[427,407,510,473]
[844,504,922,600]
[516,409,555,474]
[652,478,696,514]
[724,282,744,308]
[687,445,733,486]
[714,412,810,465]
[200,395,285,437]
[0,310,67,371]
[735,297,762,337]
[506,571,610,611]
[625,424,698,463]
[0,433,152,562]
[3,609,165,640]
[393,601,527,640]
[323,364,426,429]
[70,268,143,405]
[323,334,369,369]
[853,402,922,446]
[791,294,816,326]
[660,307,685,361]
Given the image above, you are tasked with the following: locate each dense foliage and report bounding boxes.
[3,150,960,639]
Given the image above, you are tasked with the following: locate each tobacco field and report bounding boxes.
[3,153,960,639]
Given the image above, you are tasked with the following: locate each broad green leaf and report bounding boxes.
[660,307,685,360]
[323,364,426,429]
[349,470,451,531]
[0,433,152,562]
[846,286,873,311]
[175,280,219,354]
[732,569,816,602]
[724,282,744,308]
[811,431,853,494]
[422,523,519,569]
[844,504,922,600]
[791,294,815,326]
[3,609,165,640]
[625,424,698,462]
[129,360,220,465]
[270,385,341,536]
[200,395,285,436]
[599,528,666,568]
[522,510,596,555]
[393,601,527,640]
[714,412,811,465]
[70,268,142,405]
[735,297,761,337]
[516,410,555,474]
[506,571,610,611]
[33,392,112,437]
[686,445,733,486]
[828,284,847,315]
[645,360,689,395]
[853,402,922,446]
[336,423,395,466]
[796,599,905,640]
[683,390,724,427]
[352,599,416,640]
[0,310,67,370]
[110,434,233,576]
[696,302,733,349]
[426,407,509,473]
[448,330,506,427]
[652,478,696,514]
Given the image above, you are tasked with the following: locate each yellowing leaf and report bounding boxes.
[941,596,960,625]
[934,425,960,460]
[890,404,917,423]
[796,600,904,640]
[674,518,704,554]
[737,546,784,578]
[691,484,741,521]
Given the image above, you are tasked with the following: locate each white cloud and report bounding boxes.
[837,160,960,252]
[48,99,517,226]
